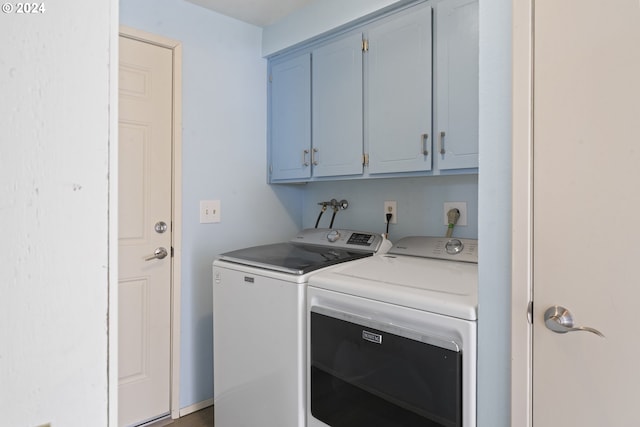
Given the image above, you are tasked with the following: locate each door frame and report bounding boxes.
[118,26,184,421]
[510,0,533,426]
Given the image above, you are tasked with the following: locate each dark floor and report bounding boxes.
[167,406,213,427]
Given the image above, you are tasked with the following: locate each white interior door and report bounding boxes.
[532,1,640,424]
[118,35,173,427]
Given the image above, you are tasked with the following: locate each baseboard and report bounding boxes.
[178,398,214,417]
[137,413,172,427]
[143,416,172,427]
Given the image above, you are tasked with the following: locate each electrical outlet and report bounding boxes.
[443,202,467,226]
[200,200,221,223]
[384,201,397,224]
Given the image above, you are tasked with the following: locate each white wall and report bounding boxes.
[0,0,116,425]
[120,0,304,410]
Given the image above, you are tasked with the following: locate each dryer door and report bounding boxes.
[310,306,462,427]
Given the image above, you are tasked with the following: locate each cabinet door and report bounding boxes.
[270,54,311,181]
[312,33,364,177]
[434,0,478,170]
[367,5,433,174]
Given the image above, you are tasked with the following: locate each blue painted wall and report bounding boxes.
[477,0,512,425]
[120,0,304,409]
[301,175,479,240]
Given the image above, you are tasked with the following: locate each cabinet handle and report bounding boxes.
[303,149,309,166]
[312,148,319,165]
[422,133,429,156]
[439,131,446,155]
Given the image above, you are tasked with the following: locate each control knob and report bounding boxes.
[445,239,464,255]
[327,230,341,243]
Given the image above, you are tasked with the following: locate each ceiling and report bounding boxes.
[184,0,316,27]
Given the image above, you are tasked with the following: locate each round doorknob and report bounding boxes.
[155,221,168,233]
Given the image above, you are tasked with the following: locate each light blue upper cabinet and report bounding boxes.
[267,0,479,183]
[312,33,364,178]
[269,53,311,181]
[366,4,433,174]
[434,0,479,170]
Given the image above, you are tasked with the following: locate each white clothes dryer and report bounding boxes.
[307,236,478,427]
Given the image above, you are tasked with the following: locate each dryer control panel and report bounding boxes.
[389,237,478,263]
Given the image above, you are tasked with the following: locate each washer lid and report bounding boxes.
[217,228,390,275]
[309,253,478,320]
[218,242,374,275]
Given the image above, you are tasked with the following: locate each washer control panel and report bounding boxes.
[346,232,377,246]
[389,236,478,263]
[292,228,391,253]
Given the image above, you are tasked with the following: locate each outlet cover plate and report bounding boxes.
[384,201,397,224]
[443,202,467,226]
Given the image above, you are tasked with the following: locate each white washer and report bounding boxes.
[307,236,478,427]
[212,228,392,427]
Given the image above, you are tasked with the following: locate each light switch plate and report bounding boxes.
[200,200,221,223]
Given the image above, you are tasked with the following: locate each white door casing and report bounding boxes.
[118,30,182,426]
[512,0,640,425]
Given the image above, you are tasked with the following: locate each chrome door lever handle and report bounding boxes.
[544,305,604,337]
[145,247,168,261]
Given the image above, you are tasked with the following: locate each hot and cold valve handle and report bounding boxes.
[544,305,604,337]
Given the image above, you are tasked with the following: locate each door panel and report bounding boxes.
[312,33,363,178]
[533,1,640,424]
[434,0,478,170]
[270,54,312,181]
[118,278,148,382]
[118,35,173,427]
[367,5,433,174]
